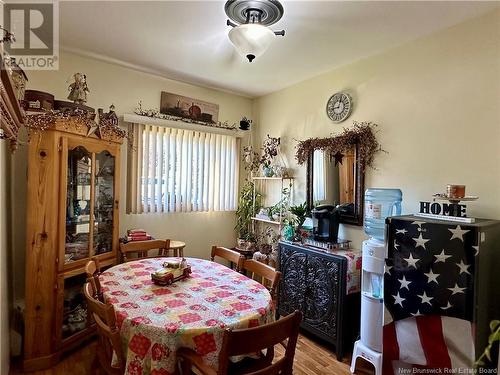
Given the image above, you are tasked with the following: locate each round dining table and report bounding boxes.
[100,257,275,375]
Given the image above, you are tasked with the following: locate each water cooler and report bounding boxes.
[350,189,402,375]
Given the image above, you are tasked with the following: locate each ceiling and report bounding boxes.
[60,1,499,97]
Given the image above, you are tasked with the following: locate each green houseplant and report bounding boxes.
[282,202,309,242]
[235,180,261,248]
[475,320,500,368]
[289,202,308,228]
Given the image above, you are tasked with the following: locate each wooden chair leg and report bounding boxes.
[91,354,100,374]
[180,357,192,375]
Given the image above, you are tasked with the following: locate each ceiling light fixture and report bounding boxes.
[225,0,285,62]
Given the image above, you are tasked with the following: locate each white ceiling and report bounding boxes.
[60,1,499,97]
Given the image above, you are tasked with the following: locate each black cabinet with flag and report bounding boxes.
[383,215,500,372]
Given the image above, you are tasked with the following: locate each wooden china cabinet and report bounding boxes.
[23,117,123,371]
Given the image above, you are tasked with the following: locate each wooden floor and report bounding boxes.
[10,334,375,375]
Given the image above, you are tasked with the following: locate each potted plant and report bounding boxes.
[235,146,261,250]
[290,202,308,228]
[235,180,261,249]
[260,135,280,177]
[268,187,291,221]
[475,320,500,369]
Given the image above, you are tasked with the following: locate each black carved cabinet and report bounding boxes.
[278,242,360,360]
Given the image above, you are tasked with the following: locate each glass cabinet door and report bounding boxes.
[65,146,92,264]
[93,150,115,256]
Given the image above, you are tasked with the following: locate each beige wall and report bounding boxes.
[0,141,11,373]
[253,9,500,249]
[11,51,252,301]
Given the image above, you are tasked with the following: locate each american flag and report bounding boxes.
[383,219,479,373]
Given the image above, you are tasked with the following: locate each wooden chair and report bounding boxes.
[85,257,103,301]
[166,240,186,257]
[242,259,282,302]
[119,239,170,262]
[178,310,303,375]
[210,246,244,272]
[83,282,126,375]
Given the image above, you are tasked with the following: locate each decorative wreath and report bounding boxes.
[295,121,383,170]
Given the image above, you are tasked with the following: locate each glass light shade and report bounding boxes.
[228,23,275,62]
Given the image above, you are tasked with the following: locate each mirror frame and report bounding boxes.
[306,143,365,226]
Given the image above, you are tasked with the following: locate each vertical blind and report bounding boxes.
[127,124,239,214]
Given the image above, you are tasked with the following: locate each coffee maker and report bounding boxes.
[311,204,341,242]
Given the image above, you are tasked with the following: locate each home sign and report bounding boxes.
[415,201,475,223]
[419,201,467,217]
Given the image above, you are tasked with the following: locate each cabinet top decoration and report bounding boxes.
[25,109,127,143]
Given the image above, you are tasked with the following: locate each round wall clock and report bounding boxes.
[326,92,353,123]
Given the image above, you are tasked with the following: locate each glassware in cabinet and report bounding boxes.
[93,150,115,256]
[64,146,92,264]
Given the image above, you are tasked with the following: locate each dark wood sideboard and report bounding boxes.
[277,241,360,360]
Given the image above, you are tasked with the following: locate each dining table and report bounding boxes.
[99,257,275,375]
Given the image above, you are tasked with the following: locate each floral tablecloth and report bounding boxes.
[100,257,274,375]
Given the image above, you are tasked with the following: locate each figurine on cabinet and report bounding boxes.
[67,73,90,105]
[98,104,119,126]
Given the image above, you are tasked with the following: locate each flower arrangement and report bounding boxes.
[260,134,280,167]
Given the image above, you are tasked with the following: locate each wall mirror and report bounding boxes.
[306,143,364,225]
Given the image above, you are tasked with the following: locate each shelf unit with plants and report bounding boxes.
[248,176,294,267]
[251,176,294,233]
[236,136,293,264]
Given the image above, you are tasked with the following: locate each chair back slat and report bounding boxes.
[85,258,103,301]
[119,239,169,262]
[83,282,125,374]
[242,259,281,300]
[217,310,302,375]
[210,246,244,271]
[158,239,171,256]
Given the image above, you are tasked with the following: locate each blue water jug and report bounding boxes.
[364,188,402,240]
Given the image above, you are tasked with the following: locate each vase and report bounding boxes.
[283,224,295,241]
[263,166,274,177]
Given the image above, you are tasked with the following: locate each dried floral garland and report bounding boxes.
[25,109,128,140]
[134,101,237,131]
[295,121,383,169]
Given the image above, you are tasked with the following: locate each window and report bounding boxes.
[127,124,239,214]
[313,149,326,202]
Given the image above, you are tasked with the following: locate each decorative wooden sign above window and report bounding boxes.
[160,92,219,124]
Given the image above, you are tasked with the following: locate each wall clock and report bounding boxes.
[326,92,353,123]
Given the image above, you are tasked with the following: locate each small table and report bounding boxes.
[100,257,274,375]
[167,240,186,257]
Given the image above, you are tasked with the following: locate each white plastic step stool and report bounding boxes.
[350,340,382,375]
